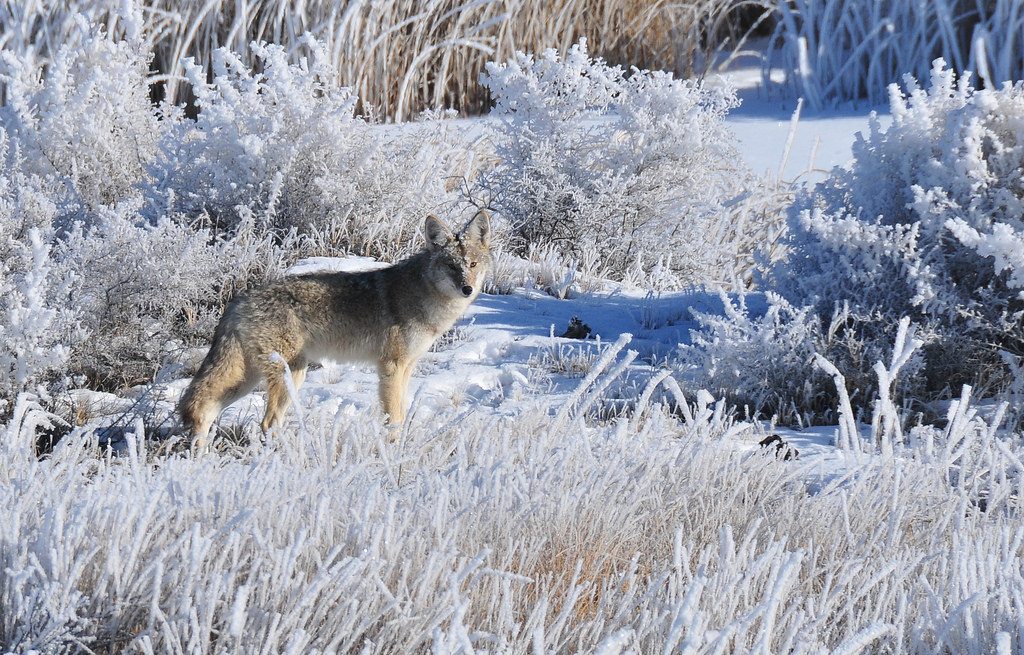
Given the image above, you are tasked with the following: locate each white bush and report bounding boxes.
[680,291,931,424]
[150,39,467,260]
[51,202,300,393]
[478,39,767,286]
[0,138,80,415]
[0,26,291,397]
[53,203,233,390]
[773,60,1024,403]
[0,22,160,213]
[678,292,826,421]
[150,39,359,229]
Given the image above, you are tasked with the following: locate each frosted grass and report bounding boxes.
[769,0,1024,107]
[2,382,1023,652]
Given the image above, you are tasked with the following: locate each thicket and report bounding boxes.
[0,24,772,414]
[683,62,1024,423]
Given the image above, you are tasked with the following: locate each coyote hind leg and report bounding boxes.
[180,339,258,452]
[260,357,308,433]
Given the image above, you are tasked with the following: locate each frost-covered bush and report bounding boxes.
[479,39,765,286]
[54,203,290,391]
[679,293,825,421]
[150,39,464,261]
[0,149,79,415]
[300,116,474,261]
[773,60,1024,403]
[0,25,284,396]
[150,39,358,230]
[0,23,160,214]
[680,293,927,423]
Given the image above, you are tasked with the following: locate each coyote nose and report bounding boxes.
[461,285,473,297]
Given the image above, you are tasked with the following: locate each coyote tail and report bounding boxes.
[177,324,246,434]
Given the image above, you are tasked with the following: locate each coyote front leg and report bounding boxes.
[378,358,413,429]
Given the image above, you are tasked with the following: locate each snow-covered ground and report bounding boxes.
[83,254,847,495]
[713,64,892,181]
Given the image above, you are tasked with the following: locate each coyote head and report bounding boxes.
[424,211,492,299]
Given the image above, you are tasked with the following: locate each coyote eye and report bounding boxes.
[470,261,477,268]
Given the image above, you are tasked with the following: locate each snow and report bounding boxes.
[710,64,892,181]
[726,111,890,181]
[287,256,389,275]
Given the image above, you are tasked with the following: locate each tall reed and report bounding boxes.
[768,0,1024,107]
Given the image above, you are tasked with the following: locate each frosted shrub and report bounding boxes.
[151,39,359,230]
[0,25,238,396]
[0,210,77,417]
[676,292,922,423]
[0,23,160,214]
[1,202,290,398]
[678,293,827,421]
[54,203,236,390]
[302,116,474,261]
[0,138,79,415]
[479,39,764,286]
[150,39,463,260]
[0,231,74,411]
[774,60,1024,402]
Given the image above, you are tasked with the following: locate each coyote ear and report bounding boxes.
[464,210,491,247]
[424,215,451,248]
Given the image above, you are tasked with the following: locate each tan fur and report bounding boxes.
[178,212,492,450]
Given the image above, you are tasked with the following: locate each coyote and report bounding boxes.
[178,211,492,449]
